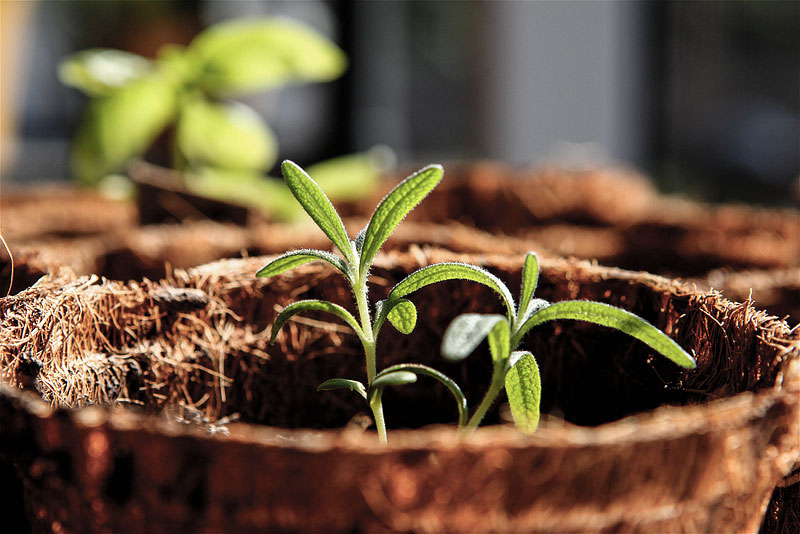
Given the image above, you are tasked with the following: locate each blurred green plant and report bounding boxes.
[59,17,381,216]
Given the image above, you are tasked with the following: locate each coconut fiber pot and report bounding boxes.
[1,249,798,533]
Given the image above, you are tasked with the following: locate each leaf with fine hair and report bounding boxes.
[505,351,541,434]
[487,319,511,363]
[256,249,351,281]
[517,252,540,323]
[280,160,355,264]
[386,299,417,334]
[376,364,468,427]
[358,164,443,277]
[270,299,363,343]
[317,378,367,400]
[389,262,516,319]
[441,314,508,362]
[516,301,697,369]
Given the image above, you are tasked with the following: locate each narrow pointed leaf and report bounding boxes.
[505,351,541,434]
[517,301,696,369]
[386,299,417,334]
[358,164,443,276]
[256,249,350,280]
[441,314,508,361]
[354,227,367,254]
[377,363,468,427]
[317,378,367,399]
[271,299,362,342]
[518,252,540,322]
[487,319,511,364]
[370,371,418,390]
[281,160,355,263]
[390,262,516,318]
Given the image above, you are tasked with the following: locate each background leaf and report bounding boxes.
[71,74,177,186]
[505,351,541,434]
[176,97,277,172]
[281,161,355,263]
[441,314,508,361]
[390,262,516,318]
[358,164,443,277]
[307,150,390,202]
[189,18,347,95]
[386,299,417,334]
[59,49,152,96]
[518,300,697,369]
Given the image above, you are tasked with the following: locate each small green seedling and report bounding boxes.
[60,18,346,187]
[258,161,467,443]
[435,252,697,434]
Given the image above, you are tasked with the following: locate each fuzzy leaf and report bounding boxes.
[271,299,362,343]
[390,262,516,318]
[189,18,347,95]
[505,351,541,434]
[518,252,540,322]
[386,299,417,335]
[487,319,511,364]
[358,164,443,277]
[317,378,367,400]
[257,249,350,280]
[59,48,153,96]
[517,301,697,369]
[376,363,468,426]
[441,314,508,362]
[281,161,355,264]
[370,371,418,390]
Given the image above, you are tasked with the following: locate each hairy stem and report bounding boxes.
[354,270,387,441]
[463,359,506,434]
[370,389,388,444]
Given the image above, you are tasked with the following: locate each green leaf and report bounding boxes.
[441,314,508,362]
[376,363,468,427]
[370,371,418,390]
[390,262,516,319]
[71,74,177,186]
[516,301,697,369]
[281,160,355,264]
[358,164,443,278]
[386,299,417,334]
[176,97,277,172]
[59,49,153,96]
[317,378,367,400]
[271,299,363,343]
[256,249,351,281]
[189,18,347,95]
[517,252,540,323]
[505,351,541,434]
[487,319,511,364]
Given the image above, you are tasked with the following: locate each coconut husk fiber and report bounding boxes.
[1,249,798,533]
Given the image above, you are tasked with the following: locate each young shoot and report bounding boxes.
[432,252,698,434]
[258,161,467,443]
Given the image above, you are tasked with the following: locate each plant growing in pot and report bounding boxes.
[60,17,385,221]
[257,160,697,441]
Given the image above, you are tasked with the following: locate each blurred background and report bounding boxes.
[1,0,798,205]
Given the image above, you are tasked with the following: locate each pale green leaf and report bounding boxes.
[370,371,418,390]
[390,262,516,319]
[256,249,350,280]
[59,49,152,96]
[358,164,443,277]
[516,301,697,369]
[386,299,417,334]
[189,18,347,95]
[71,74,177,186]
[517,252,540,323]
[441,314,508,362]
[376,363,468,426]
[176,98,277,172]
[271,299,362,343]
[317,378,367,400]
[280,160,355,264]
[487,319,511,364]
[505,351,541,434]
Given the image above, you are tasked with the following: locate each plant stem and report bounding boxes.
[354,270,387,442]
[370,390,388,444]
[463,359,506,434]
